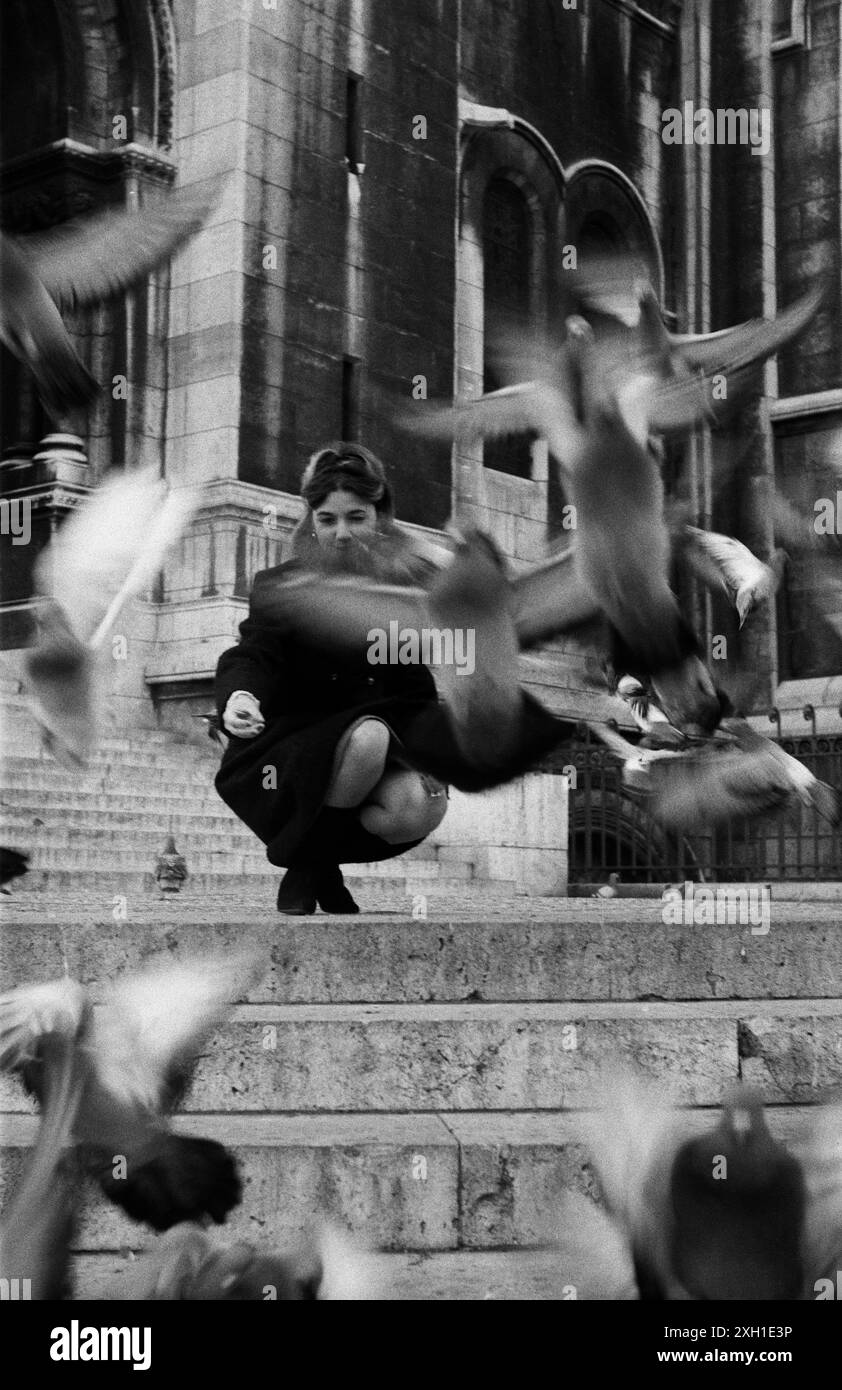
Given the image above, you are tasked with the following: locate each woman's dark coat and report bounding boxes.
[215,560,441,867]
[215,560,575,868]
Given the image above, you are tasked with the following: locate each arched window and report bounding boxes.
[576,210,625,259]
[482,176,533,477]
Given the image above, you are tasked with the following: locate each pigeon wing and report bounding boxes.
[682,526,771,599]
[25,181,223,313]
[32,466,196,648]
[793,1104,842,1293]
[398,381,581,469]
[669,280,826,374]
[511,546,602,648]
[648,283,825,434]
[251,570,430,657]
[648,742,791,830]
[584,1074,689,1300]
[587,722,639,762]
[91,949,266,1112]
[0,978,89,1074]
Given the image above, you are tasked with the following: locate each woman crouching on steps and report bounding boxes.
[214,443,449,915]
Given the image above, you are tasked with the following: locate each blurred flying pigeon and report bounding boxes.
[0,979,89,1300]
[677,526,786,628]
[249,529,577,786]
[0,180,222,417]
[120,1221,381,1301]
[668,1088,805,1300]
[588,722,688,794]
[397,266,823,729]
[564,253,827,432]
[24,465,197,767]
[650,717,840,830]
[615,675,686,748]
[591,715,839,830]
[586,1078,806,1300]
[398,314,722,733]
[0,949,265,1231]
[155,835,188,895]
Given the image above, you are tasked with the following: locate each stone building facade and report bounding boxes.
[1,1,840,875]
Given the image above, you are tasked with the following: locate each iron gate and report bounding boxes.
[549,725,842,885]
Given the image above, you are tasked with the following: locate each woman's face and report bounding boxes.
[311,488,379,548]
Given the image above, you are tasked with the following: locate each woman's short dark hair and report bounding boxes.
[299,442,395,519]
[286,440,445,584]
[288,441,398,562]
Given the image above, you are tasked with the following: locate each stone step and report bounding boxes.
[2,911,839,1003]
[0,823,276,849]
[0,726,184,753]
[1,788,240,814]
[0,796,452,863]
[6,847,280,873]
[2,764,218,792]
[71,1249,606,1300]
[2,868,474,896]
[1,1000,838,1113]
[0,1106,815,1259]
[1,809,267,837]
[0,825,463,876]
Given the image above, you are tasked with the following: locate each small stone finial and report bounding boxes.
[155,835,187,894]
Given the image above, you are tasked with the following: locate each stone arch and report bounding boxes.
[454,120,567,555]
[564,158,665,301]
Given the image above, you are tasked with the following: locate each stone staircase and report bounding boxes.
[2,677,841,1298]
[0,675,505,898]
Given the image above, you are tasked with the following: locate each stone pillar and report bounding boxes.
[708,0,778,705]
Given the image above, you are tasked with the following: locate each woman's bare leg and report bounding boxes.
[324,718,390,808]
[359,768,447,844]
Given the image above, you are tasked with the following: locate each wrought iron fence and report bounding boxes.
[546,724,842,886]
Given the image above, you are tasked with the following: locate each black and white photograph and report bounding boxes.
[1,0,841,1349]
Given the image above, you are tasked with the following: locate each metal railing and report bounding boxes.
[547,724,842,885]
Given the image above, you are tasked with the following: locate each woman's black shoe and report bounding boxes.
[315,863,360,914]
[276,864,318,914]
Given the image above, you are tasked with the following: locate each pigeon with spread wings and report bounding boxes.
[24,465,197,767]
[0,179,222,417]
[399,317,721,732]
[676,525,786,628]
[0,950,265,1232]
[592,716,840,830]
[0,979,88,1300]
[249,529,579,788]
[397,273,823,731]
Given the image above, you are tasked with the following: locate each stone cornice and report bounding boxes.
[769,388,842,421]
[602,0,678,40]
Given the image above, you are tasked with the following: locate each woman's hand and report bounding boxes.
[222,691,265,739]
